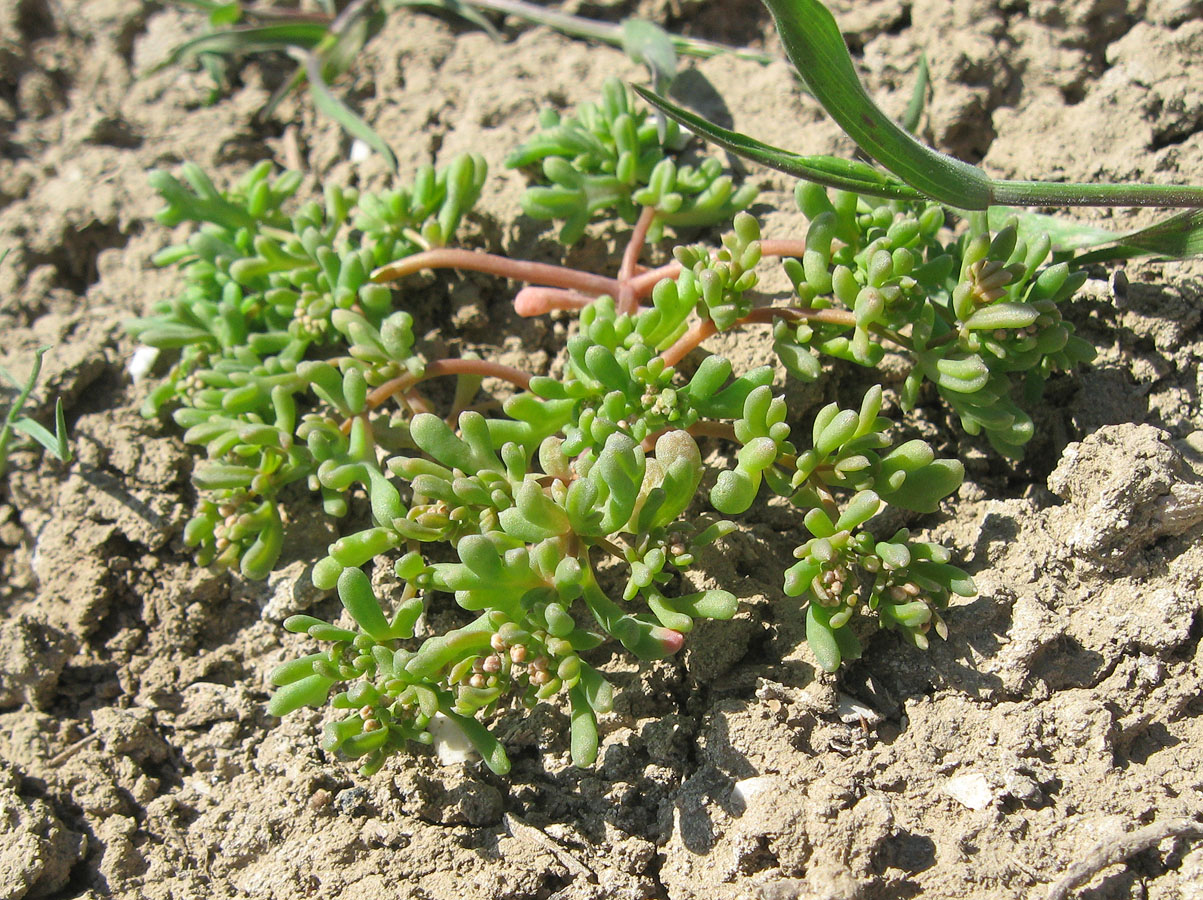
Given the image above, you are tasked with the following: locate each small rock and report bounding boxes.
[1048,424,1203,567]
[943,772,994,810]
[125,346,158,383]
[731,775,782,813]
[428,713,479,766]
[0,615,76,710]
[1002,773,1043,805]
[261,560,326,623]
[91,707,169,765]
[0,763,84,900]
[836,694,883,728]
[334,786,371,817]
[175,682,249,728]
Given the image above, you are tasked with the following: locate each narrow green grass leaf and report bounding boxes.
[753,0,1203,213]
[261,64,307,120]
[1078,208,1203,261]
[763,0,993,208]
[391,0,504,42]
[301,51,398,172]
[152,23,330,72]
[447,0,773,63]
[990,206,1203,260]
[321,10,377,82]
[632,86,924,201]
[171,0,231,12]
[902,53,928,135]
[209,3,243,27]
[12,416,64,458]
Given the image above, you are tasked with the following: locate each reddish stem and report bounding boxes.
[617,206,658,316]
[514,286,597,317]
[402,389,433,416]
[760,240,810,259]
[341,358,536,434]
[628,261,683,299]
[372,248,621,297]
[640,419,739,452]
[660,319,717,368]
[659,306,857,368]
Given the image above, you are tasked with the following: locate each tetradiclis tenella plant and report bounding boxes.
[132,71,1123,777]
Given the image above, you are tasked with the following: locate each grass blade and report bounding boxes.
[902,53,928,135]
[388,0,504,41]
[764,0,993,208]
[12,415,65,459]
[990,207,1203,260]
[152,23,330,72]
[299,51,398,172]
[633,85,924,200]
[1101,208,1203,258]
[320,10,377,82]
[764,0,1203,211]
[450,0,774,63]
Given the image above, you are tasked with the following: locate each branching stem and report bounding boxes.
[342,358,536,433]
[660,306,857,367]
[372,248,622,297]
[618,206,658,316]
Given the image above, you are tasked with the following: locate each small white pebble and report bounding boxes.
[836,693,883,727]
[350,139,372,163]
[943,772,994,810]
[127,346,160,383]
[730,775,780,813]
[427,713,479,766]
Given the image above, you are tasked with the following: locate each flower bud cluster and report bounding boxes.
[672,211,762,330]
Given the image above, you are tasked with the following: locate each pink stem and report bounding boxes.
[660,306,857,368]
[403,389,433,416]
[629,261,684,299]
[661,319,718,368]
[760,240,810,259]
[617,206,658,316]
[514,286,597,317]
[343,358,536,434]
[372,248,621,296]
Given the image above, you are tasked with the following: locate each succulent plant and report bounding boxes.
[133,68,1152,777]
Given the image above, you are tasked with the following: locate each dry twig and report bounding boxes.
[1045,817,1203,900]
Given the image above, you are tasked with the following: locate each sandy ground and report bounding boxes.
[1,1,1201,898]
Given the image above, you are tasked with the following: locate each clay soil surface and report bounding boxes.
[1,1,1202,898]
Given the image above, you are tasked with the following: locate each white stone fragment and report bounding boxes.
[427,713,479,766]
[943,773,994,810]
[730,775,779,811]
[350,139,372,162]
[837,693,883,727]
[127,346,159,384]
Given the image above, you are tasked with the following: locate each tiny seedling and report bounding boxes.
[131,0,1203,777]
[158,0,769,171]
[0,348,72,480]
[0,250,72,479]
